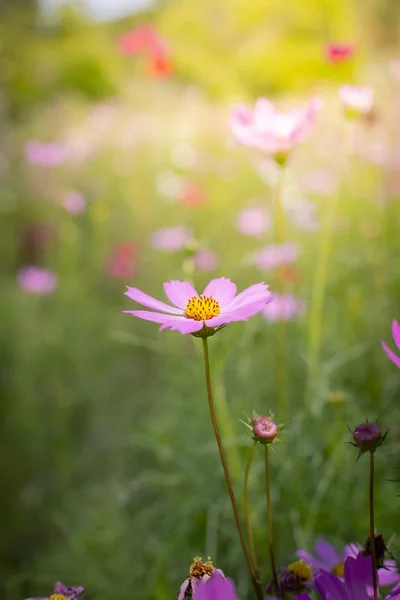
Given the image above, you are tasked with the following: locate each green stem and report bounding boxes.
[201,338,263,600]
[265,446,279,596]
[370,452,378,600]
[274,166,287,421]
[244,441,260,577]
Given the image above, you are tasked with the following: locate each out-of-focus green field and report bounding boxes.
[1,2,400,600]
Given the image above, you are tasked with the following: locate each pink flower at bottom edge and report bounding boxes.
[124,277,273,335]
[381,319,400,368]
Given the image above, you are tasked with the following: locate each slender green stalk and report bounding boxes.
[265,447,279,596]
[274,167,287,421]
[369,452,378,600]
[244,441,259,577]
[201,338,263,600]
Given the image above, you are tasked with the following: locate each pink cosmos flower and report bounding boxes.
[193,250,219,272]
[326,42,355,64]
[150,226,193,252]
[235,205,271,237]
[178,565,225,600]
[381,319,400,368]
[124,277,273,335]
[296,539,400,587]
[262,293,305,322]
[339,85,374,117]
[24,140,66,167]
[253,243,299,270]
[62,190,87,214]
[17,266,57,295]
[230,97,321,162]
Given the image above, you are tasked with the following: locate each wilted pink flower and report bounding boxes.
[24,140,66,167]
[339,85,374,117]
[105,242,138,280]
[62,190,87,214]
[326,42,355,64]
[381,319,400,368]
[235,205,271,237]
[230,97,321,163]
[17,266,57,294]
[25,581,84,600]
[262,293,305,322]
[253,243,299,270]
[150,226,193,252]
[124,277,273,335]
[178,557,226,600]
[193,250,219,272]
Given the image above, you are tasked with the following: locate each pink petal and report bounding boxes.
[224,283,271,312]
[203,277,237,308]
[379,561,400,586]
[177,579,190,600]
[125,287,182,315]
[204,299,269,327]
[159,317,203,334]
[392,319,400,349]
[124,310,180,324]
[314,539,341,570]
[343,542,361,560]
[295,550,325,571]
[381,341,400,368]
[163,280,198,309]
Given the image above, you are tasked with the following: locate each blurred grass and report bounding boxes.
[1,2,400,600]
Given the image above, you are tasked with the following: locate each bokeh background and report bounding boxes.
[1,1,400,599]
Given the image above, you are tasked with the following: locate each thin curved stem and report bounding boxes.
[274,167,287,421]
[370,452,378,600]
[265,446,279,597]
[244,441,259,577]
[201,338,263,600]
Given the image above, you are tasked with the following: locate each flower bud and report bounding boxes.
[253,416,278,443]
[350,420,388,459]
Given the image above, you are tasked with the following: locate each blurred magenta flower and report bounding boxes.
[24,140,66,167]
[235,205,271,237]
[339,85,374,117]
[105,241,138,280]
[381,319,400,368]
[196,575,237,600]
[253,243,299,270]
[296,539,399,586]
[124,277,273,335]
[326,42,355,64]
[193,250,219,272]
[230,97,321,163]
[150,226,193,252]
[17,266,57,295]
[25,581,84,600]
[178,557,225,600]
[62,190,87,215]
[262,293,305,322]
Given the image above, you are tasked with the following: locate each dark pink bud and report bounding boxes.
[353,422,381,449]
[253,416,278,442]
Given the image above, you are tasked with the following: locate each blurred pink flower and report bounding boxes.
[105,242,138,280]
[253,243,299,269]
[326,42,355,64]
[62,190,87,215]
[302,169,337,196]
[339,85,374,117]
[390,58,400,80]
[17,266,57,294]
[180,182,205,208]
[150,226,193,252]
[230,97,321,162]
[235,205,271,237]
[381,319,400,368]
[24,140,66,167]
[262,293,305,322]
[117,24,167,56]
[193,250,219,272]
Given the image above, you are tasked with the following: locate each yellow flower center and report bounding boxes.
[50,596,68,600]
[288,559,313,582]
[184,295,220,321]
[332,562,345,577]
[189,556,216,578]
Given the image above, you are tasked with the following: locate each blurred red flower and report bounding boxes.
[326,42,355,64]
[180,183,205,208]
[105,241,139,280]
[117,25,173,78]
